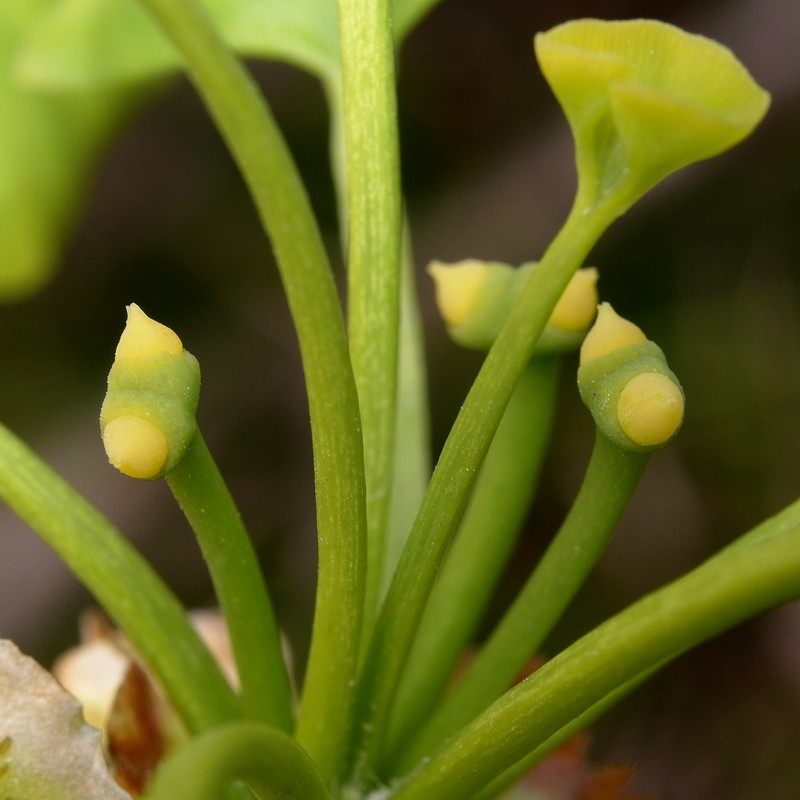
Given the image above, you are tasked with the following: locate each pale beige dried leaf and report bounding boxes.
[0,639,131,800]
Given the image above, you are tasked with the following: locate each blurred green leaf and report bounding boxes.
[393,0,443,42]
[15,0,446,90]
[0,0,133,300]
[15,0,340,88]
[2,0,446,300]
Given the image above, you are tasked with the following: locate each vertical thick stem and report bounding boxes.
[136,0,367,783]
[336,0,403,640]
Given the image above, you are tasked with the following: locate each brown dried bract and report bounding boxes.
[516,732,655,800]
[106,661,170,795]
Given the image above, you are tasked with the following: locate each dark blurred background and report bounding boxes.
[2,0,800,797]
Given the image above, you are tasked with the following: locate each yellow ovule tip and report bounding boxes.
[428,260,488,327]
[580,302,646,365]
[103,414,169,479]
[617,372,684,447]
[115,304,183,361]
[549,267,599,332]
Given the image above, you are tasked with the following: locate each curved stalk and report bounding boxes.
[142,721,329,800]
[166,433,294,731]
[0,423,239,733]
[135,0,368,782]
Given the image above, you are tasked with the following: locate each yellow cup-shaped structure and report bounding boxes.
[534,19,770,208]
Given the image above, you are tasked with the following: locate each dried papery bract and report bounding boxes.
[534,19,771,212]
[0,640,131,800]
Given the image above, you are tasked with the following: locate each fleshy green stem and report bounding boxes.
[348,198,617,779]
[471,666,658,800]
[142,721,329,800]
[380,227,432,604]
[166,433,294,731]
[396,432,647,773]
[135,0,368,782]
[388,519,800,800]
[0,423,239,733]
[383,357,560,766]
[336,0,403,641]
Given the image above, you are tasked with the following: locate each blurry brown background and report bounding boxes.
[2,0,800,797]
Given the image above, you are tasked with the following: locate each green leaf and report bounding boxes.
[392,0,445,42]
[534,19,771,210]
[3,0,446,300]
[0,639,132,800]
[15,0,340,89]
[0,1,132,299]
[16,0,447,91]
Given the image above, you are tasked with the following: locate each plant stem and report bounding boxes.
[388,520,800,800]
[0,423,239,733]
[383,357,560,766]
[348,199,617,780]
[336,0,403,641]
[135,0,368,781]
[470,666,658,800]
[166,433,294,731]
[381,228,432,604]
[142,721,329,800]
[396,433,647,774]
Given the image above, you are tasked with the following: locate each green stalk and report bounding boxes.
[349,198,618,779]
[135,0,368,782]
[395,433,647,773]
[383,358,560,765]
[471,667,658,800]
[166,433,294,731]
[0,423,239,733]
[380,226,432,605]
[388,520,800,800]
[337,0,403,637]
[142,721,329,800]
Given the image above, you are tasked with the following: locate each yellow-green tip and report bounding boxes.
[428,259,488,328]
[617,372,684,447]
[580,302,645,364]
[115,303,183,361]
[102,415,169,479]
[549,267,599,332]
